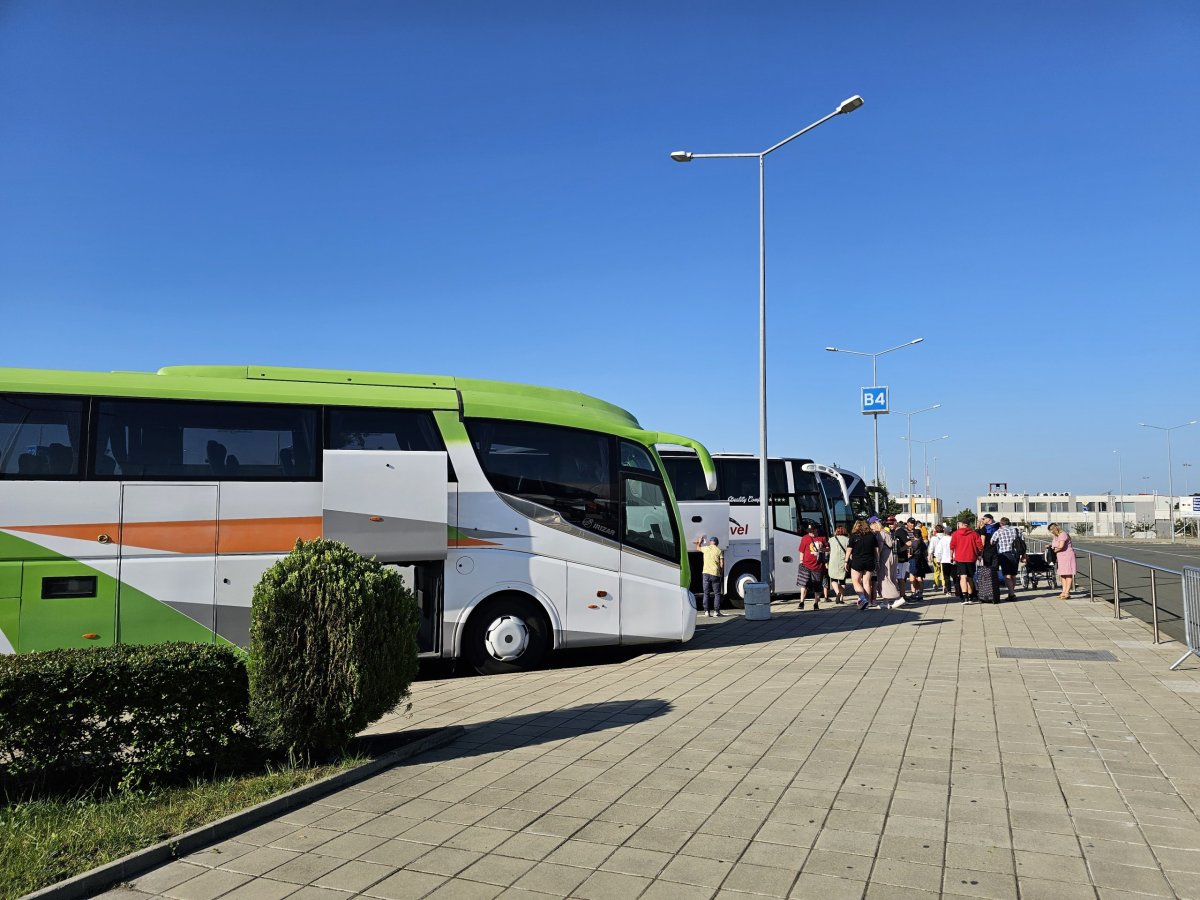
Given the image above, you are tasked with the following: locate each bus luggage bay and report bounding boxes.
[0,365,715,673]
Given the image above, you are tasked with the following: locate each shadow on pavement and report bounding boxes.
[416,699,674,759]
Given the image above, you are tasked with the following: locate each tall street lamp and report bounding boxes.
[825,338,924,489]
[1114,449,1126,539]
[1138,420,1197,544]
[671,94,864,589]
[897,404,942,515]
[1184,462,1192,496]
[901,435,949,515]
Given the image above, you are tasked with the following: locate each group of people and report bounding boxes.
[693,513,1080,616]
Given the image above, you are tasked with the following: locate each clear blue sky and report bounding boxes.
[2,0,1198,510]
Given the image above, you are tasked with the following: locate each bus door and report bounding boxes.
[118,483,219,645]
[322,450,449,653]
[771,489,802,596]
[619,472,684,644]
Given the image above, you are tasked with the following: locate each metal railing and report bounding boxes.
[1028,538,1184,645]
[1172,567,1200,669]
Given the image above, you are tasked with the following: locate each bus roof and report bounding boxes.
[0,363,634,422]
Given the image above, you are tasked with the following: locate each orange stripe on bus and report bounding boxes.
[4,516,323,554]
[217,517,322,553]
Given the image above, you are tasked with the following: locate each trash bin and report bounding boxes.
[744,582,771,620]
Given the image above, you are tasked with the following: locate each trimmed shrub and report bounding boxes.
[248,539,419,760]
[0,643,255,794]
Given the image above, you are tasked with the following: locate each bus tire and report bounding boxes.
[727,566,759,609]
[463,593,551,676]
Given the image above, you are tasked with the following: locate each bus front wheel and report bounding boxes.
[463,595,550,675]
[728,567,759,610]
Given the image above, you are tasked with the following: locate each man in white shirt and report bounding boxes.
[928,524,955,596]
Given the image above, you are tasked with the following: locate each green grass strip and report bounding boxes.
[0,761,363,900]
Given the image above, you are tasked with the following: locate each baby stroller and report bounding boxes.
[1021,553,1055,590]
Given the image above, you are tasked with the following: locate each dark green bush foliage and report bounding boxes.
[248,539,419,760]
[0,643,255,794]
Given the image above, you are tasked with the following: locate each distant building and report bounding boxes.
[893,495,943,522]
[975,491,1197,535]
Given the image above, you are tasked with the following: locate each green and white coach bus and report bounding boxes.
[0,365,715,673]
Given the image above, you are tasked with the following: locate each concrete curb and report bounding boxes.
[23,725,466,900]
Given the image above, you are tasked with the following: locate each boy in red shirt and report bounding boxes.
[949,519,984,604]
[797,522,830,610]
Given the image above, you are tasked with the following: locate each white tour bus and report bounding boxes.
[660,451,874,604]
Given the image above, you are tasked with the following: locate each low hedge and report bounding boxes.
[0,643,256,794]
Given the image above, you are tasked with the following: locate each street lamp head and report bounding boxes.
[910,338,924,345]
[824,346,838,352]
[931,403,942,410]
[836,95,864,115]
[669,150,694,163]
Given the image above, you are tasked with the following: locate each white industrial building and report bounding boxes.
[975,491,1200,536]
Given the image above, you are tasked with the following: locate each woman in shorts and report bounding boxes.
[848,518,879,610]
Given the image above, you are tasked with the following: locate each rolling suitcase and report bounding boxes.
[976,566,1000,602]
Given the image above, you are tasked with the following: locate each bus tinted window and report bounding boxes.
[619,442,656,473]
[466,419,619,540]
[93,400,317,479]
[327,408,444,452]
[623,477,679,561]
[660,455,718,501]
[0,395,84,478]
[717,458,787,504]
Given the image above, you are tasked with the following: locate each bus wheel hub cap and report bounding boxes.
[484,615,528,661]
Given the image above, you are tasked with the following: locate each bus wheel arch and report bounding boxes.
[726,564,759,609]
[461,591,553,675]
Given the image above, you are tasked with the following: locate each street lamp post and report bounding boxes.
[901,434,949,518]
[671,94,864,589]
[1138,420,1197,544]
[897,404,942,516]
[1184,462,1192,496]
[825,339,924,490]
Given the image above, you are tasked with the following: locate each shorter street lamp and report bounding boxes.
[897,404,941,516]
[901,435,950,516]
[825,338,924,489]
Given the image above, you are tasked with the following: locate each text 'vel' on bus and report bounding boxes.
[0,366,716,674]
[660,451,872,605]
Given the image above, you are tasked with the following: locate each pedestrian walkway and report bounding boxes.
[104,590,1200,900]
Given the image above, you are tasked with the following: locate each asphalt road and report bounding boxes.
[1034,538,1200,646]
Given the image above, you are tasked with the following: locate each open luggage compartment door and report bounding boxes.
[322,450,448,562]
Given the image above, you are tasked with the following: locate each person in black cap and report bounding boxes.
[796,521,829,609]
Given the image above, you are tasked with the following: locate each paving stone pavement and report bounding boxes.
[102,589,1200,900]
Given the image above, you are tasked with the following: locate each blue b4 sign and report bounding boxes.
[861,386,889,415]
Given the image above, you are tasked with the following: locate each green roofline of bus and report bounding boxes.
[0,365,716,489]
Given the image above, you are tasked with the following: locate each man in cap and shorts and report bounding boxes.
[797,522,830,610]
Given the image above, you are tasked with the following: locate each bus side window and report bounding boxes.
[92,399,317,479]
[0,395,84,479]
